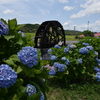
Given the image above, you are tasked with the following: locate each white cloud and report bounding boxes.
[70,0,100,18]
[59,0,68,3]
[64,6,74,11]
[3,9,14,14]
[38,9,50,15]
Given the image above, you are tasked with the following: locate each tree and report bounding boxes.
[81,30,94,37]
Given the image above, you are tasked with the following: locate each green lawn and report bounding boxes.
[46,82,100,100]
[24,33,81,41]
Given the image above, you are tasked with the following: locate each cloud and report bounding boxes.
[3,9,14,14]
[59,0,68,3]
[64,6,74,11]
[70,0,100,18]
[38,9,50,15]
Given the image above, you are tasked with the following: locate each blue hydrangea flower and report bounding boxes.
[53,62,60,68]
[65,59,70,65]
[67,43,73,48]
[54,44,61,48]
[76,58,82,64]
[94,72,100,81]
[86,46,93,50]
[40,92,45,100]
[0,21,9,35]
[94,67,100,72]
[18,31,25,37]
[64,48,69,53]
[82,42,89,46]
[94,51,98,56]
[61,57,67,61]
[57,64,66,72]
[79,47,88,54]
[48,67,56,75]
[17,46,38,68]
[48,49,52,53]
[0,64,17,88]
[50,55,57,61]
[96,58,100,63]
[25,84,37,97]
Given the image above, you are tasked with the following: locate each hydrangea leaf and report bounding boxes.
[3,35,15,41]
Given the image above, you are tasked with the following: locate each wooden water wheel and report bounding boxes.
[34,20,66,48]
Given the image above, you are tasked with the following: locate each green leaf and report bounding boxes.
[3,35,15,41]
[4,59,17,66]
[16,38,24,45]
[8,18,17,30]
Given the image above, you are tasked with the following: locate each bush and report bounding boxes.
[46,42,98,84]
[0,18,49,100]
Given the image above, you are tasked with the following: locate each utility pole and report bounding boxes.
[87,21,89,30]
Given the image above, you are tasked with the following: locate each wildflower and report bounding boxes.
[40,92,45,100]
[82,42,89,46]
[65,59,70,65]
[25,84,37,97]
[50,55,57,61]
[0,64,17,88]
[86,46,93,50]
[79,47,88,54]
[64,48,69,53]
[17,46,38,68]
[48,67,56,75]
[61,57,67,61]
[76,58,82,64]
[54,44,61,48]
[0,21,9,35]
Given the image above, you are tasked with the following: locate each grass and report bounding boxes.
[24,33,81,41]
[46,82,100,100]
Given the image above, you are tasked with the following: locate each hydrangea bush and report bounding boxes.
[47,42,98,84]
[0,18,49,100]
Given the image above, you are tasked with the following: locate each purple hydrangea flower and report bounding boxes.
[65,59,70,65]
[25,84,37,97]
[54,44,61,48]
[17,46,38,68]
[48,67,56,75]
[86,46,93,50]
[61,57,67,61]
[50,55,57,61]
[40,92,45,100]
[0,21,9,35]
[82,42,89,46]
[0,64,17,88]
[79,47,89,54]
[64,48,69,53]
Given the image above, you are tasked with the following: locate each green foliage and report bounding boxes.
[0,18,49,100]
[47,41,98,84]
[18,24,40,33]
[81,30,94,37]
[0,18,34,64]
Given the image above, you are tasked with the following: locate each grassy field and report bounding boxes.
[24,33,80,41]
[46,82,100,100]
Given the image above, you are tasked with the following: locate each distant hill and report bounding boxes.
[18,23,40,33]
[18,23,82,35]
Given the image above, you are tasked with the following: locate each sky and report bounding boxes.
[0,0,100,32]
